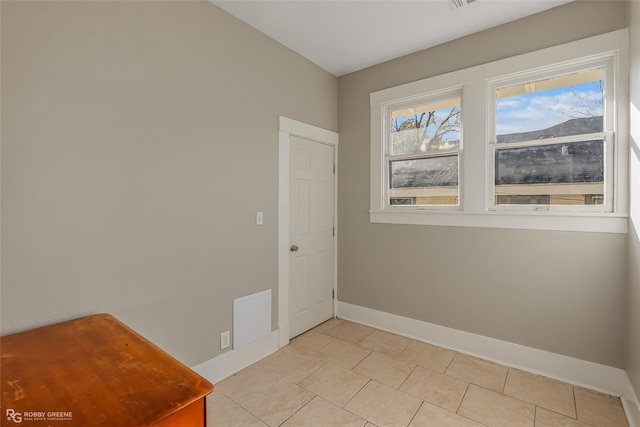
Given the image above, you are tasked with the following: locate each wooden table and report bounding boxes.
[1,313,213,426]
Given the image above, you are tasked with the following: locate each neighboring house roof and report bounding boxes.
[496,116,603,144]
[391,156,458,188]
[495,139,603,185]
[391,116,604,189]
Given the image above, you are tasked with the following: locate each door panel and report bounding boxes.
[289,136,335,338]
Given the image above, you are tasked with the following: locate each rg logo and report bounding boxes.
[6,409,22,423]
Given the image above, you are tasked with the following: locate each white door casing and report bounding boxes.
[278,117,338,347]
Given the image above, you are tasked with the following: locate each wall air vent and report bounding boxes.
[449,0,477,9]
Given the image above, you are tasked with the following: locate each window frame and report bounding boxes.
[487,58,615,214]
[383,88,463,211]
[369,29,628,233]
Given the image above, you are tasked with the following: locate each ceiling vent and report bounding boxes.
[449,0,477,9]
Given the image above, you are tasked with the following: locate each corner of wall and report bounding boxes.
[626,0,640,422]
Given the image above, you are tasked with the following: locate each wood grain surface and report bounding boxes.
[1,314,213,426]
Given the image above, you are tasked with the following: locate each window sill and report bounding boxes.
[369,210,628,233]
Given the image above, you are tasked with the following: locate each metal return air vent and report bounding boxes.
[449,0,477,9]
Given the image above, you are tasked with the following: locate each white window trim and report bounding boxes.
[370,29,629,233]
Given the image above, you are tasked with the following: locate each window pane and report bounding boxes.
[390,97,461,155]
[496,69,604,143]
[390,155,458,206]
[494,140,604,205]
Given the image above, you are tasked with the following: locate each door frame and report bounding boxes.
[278,116,339,348]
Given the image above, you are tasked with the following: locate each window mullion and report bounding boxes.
[461,81,488,212]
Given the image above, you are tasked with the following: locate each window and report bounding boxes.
[489,65,614,212]
[386,93,461,208]
[370,29,628,233]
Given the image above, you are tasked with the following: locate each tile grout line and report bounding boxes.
[275,394,316,427]
[342,378,374,424]
[455,382,471,415]
[501,366,510,394]
[572,385,580,421]
[405,400,426,427]
[397,363,418,390]
[295,358,329,385]
[443,350,458,374]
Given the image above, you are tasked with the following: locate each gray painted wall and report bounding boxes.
[627,0,640,399]
[1,0,634,376]
[337,0,628,368]
[0,1,337,366]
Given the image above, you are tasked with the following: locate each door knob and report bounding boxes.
[290,245,299,252]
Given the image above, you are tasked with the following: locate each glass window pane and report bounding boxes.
[390,97,461,155]
[494,140,604,205]
[389,155,458,206]
[496,69,604,143]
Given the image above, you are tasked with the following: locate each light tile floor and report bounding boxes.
[207,318,629,427]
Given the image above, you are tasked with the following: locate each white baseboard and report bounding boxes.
[191,330,279,384]
[337,302,634,400]
[622,375,640,427]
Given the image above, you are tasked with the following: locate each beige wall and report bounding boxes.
[337,1,628,367]
[1,0,633,374]
[0,1,337,366]
[627,0,640,397]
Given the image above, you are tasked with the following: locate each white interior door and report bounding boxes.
[289,135,335,338]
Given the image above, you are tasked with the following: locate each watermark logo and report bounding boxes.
[5,409,72,423]
[6,409,22,424]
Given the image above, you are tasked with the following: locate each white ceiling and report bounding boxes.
[211,0,574,76]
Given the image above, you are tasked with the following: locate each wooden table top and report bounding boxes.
[0,313,213,426]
